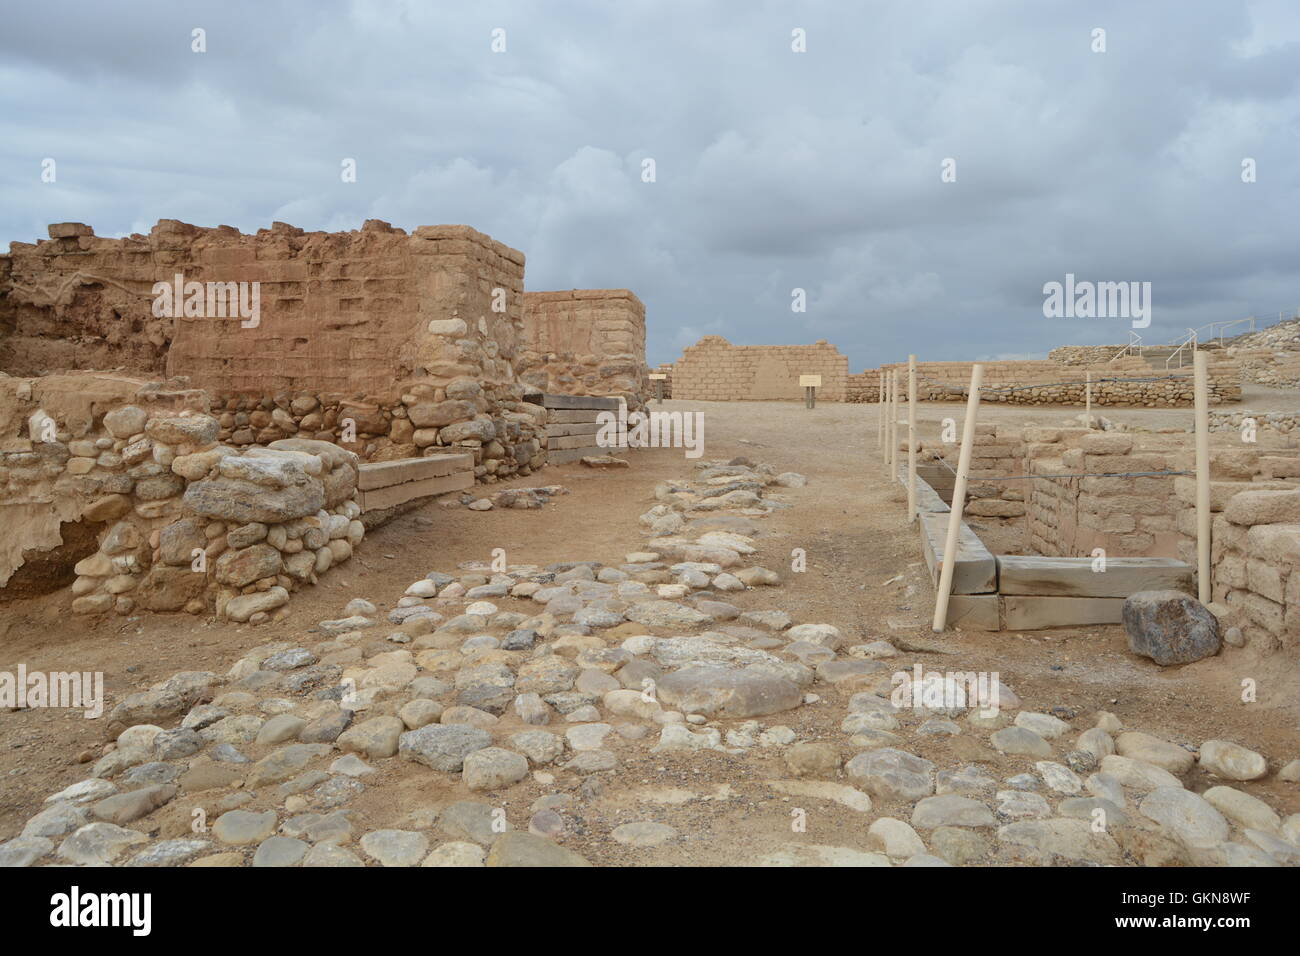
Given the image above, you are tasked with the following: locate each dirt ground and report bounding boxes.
[1,396,1297,863]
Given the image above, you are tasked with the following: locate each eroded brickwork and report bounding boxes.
[518,289,647,406]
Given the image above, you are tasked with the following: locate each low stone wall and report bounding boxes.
[1209,408,1299,438]
[672,336,849,402]
[878,357,1241,407]
[1227,347,1300,389]
[919,424,1026,525]
[0,385,367,621]
[205,382,547,480]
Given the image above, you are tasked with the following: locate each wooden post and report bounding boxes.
[877,373,884,451]
[1193,351,1211,604]
[1085,371,1092,429]
[656,379,664,404]
[933,363,984,632]
[907,355,917,520]
[889,369,899,481]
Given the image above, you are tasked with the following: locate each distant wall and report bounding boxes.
[672,336,849,402]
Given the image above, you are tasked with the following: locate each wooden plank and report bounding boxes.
[947,594,1001,630]
[356,453,473,490]
[1003,595,1126,630]
[546,422,603,438]
[919,511,997,594]
[547,446,605,464]
[996,555,1194,598]
[357,471,474,512]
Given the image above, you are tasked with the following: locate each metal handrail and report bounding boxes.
[1108,330,1144,363]
[1164,329,1197,369]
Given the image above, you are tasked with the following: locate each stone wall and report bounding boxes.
[1204,489,1300,651]
[877,356,1241,407]
[672,336,849,402]
[1,220,551,480]
[518,289,647,408]
[2,219,525,395]
[0,375,364,621]
[1228,347,1300,389]
[846,369,882,402]
[1024,430,1185,558]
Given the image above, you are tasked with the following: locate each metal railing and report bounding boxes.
[1109,330,1144,363]
[1164,329,1198,369]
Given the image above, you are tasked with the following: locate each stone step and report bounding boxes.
[1003,595,1126,629]
[919,511,997,595]
[526,392,622,411]
[356,453,474,490]
[546,422,603,438]
[997,555,1193,598]
[356,470,474,512]
[549,433,612,451]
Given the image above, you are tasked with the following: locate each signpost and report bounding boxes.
[800,374,822,409]
[648,372,667,404]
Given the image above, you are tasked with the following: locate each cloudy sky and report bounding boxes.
[3,0,1299,369]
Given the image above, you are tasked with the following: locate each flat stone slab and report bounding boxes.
[997,555,1193,599]
[919,512,996,595]
[1003,595,1126,630]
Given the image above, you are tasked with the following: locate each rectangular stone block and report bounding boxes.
[919,512,997,595]
[1002,595,1127,629]
[996,555,1193,598]
[357,453,473,490]
[356,470,474,512]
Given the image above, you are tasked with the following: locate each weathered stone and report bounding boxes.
[1123,590,1221,665]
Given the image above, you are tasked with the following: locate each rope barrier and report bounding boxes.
[925,452,1188,482]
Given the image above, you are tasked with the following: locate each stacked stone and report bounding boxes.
[517,290,649,410]
[882,357,1240,407]
[1209,408,1299,436]
[962,425,1027,523]
[66,405,365,621]
[1024,429,1184,557]
[845,370,882,402]
[208,379,545,480]
[1205,487,1300,651]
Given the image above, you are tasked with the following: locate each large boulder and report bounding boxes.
[1122,590,1220,666]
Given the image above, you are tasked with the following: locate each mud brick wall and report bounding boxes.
[672,336,849,401]
[518,289,648,407]
[846,369,882,402]
[1024,430,1184,558]
[1,219,526,396]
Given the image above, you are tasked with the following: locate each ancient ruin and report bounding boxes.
[2,227,1298,873]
